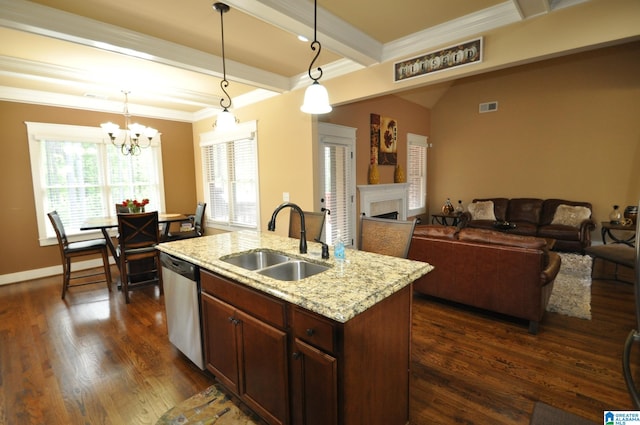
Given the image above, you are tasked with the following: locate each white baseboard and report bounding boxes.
[0,258,115,286]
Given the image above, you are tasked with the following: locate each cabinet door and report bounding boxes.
[291,338,338,425]
[201,292,240,394]
[238,310,289,425]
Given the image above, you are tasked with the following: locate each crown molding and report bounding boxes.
[382,2,522,63]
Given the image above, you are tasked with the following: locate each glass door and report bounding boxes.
[317,123,356,247]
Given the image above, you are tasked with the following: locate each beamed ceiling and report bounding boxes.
[0,0,597,121]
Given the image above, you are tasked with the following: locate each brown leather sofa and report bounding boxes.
[408,225,561,334]
[460,198,595,253]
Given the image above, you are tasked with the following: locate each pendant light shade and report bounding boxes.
[216,108,237,132]
[301,81,332,114]
[300,0,332,114]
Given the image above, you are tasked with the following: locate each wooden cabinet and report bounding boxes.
[201,269,412,425]
[201,271,289,425]
[291,308,338,425]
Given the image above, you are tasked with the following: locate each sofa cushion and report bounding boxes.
[507,198,543,224]
[467,201,496,220]
[541,199,592,225]
[472,198,509,221]
[413,225,457,239]
[551,204,592,227]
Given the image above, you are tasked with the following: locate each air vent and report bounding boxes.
[479,101,498,113]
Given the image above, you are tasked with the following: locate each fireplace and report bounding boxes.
[357,183,409,220]
[373,211,399,220]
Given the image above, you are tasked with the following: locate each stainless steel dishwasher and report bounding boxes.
[160,252,204,370]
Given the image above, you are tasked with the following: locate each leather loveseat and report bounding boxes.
[408,225,561,334]
[460,198,595,253]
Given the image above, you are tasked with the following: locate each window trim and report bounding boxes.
[26,121,165,246]
[199,120,260,232]
[407,133,428,217]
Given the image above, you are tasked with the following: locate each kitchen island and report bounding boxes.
[157,231,433,425]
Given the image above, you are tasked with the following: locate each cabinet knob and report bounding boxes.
[228,317,240,325]
[306,328,315,337]
[292,352,301,360]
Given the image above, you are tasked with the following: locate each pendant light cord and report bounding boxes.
[215,3,232,110]
[307,0,323,83]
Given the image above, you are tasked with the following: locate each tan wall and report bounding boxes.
[0,101,196,276]
[192,89,317,237]
[322,95,431,217]
[429,42,640,239]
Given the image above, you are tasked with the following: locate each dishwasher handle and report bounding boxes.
[160,253,198,281]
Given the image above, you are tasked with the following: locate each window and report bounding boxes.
[26,122,165,246]
[200,121,259,230]
[407,133,428,217]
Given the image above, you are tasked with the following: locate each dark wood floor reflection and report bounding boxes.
[1,265,638,424]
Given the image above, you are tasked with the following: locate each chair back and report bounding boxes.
[359,216,417,258]
[289,210,327,242]
[193,202,207,236]
[118,211,160,251]
[116,204,130,214]
[48,210,69,249]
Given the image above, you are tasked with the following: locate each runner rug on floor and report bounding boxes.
[156,382,262,425]
[530,401,597,425]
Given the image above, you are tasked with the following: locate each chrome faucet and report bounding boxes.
[268,202,307,254]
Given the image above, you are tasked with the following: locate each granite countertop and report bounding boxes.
[156,231,433,323]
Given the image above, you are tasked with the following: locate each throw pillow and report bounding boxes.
[550,204,591,227]
[467,201,496,221]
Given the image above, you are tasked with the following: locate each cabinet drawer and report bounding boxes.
[292,307,336,353]
[201,270,286,329]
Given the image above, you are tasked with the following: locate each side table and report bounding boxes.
[431,213,461,226]
[601,221,636,247]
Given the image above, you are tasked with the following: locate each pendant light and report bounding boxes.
[213,2,238,131]
[300,0,332,114]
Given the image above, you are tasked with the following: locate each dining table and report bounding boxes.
[80,213,189,265]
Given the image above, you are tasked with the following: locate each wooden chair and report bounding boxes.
[47,211,112,299]
[359,216,417,258]
[117,211,163,303]
[165,202,207,241]
[289,210,327,242]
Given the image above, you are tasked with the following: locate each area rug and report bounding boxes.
[156,382,262,425]
[546,252,593,320]
[530,401,597,425]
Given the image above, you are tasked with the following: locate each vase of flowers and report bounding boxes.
[123,198,149,213]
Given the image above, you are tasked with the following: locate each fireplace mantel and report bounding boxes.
[357,183,409,220]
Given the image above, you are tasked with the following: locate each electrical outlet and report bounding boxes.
[283,192,290,202]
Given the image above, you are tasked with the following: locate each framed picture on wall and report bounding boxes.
[371,113,397,165]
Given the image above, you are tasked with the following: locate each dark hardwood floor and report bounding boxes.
[1,263,638,424]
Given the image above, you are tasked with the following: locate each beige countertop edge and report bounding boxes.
[156,232,433,323]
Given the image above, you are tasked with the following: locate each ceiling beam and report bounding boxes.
[0,0,290,92]
[223,0,383,66]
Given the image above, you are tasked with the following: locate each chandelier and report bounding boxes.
[100,91,158,156]
[213,2,238,131]
[300,0,332,114]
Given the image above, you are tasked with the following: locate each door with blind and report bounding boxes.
[317,123,356,247]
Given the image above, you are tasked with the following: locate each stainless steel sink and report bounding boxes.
[221,250,290,271]
[257,260,330,281]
